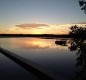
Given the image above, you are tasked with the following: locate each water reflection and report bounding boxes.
[0,38,68,50]
[7,38,53,49]
[0,37,80,80]
[69,38,86,80]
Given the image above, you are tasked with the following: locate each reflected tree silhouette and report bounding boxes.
[69,38,86,80]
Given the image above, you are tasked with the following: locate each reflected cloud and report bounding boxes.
[9,38,53,49]
[0,38,69,50]
[0,38,70,50]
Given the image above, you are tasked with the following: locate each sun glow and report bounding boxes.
[32,29,43,34]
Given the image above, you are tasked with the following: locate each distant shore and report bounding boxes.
[0,34,71,38]
[0,34,86,39]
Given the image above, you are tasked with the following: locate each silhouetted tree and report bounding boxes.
[69,25,86,38]
[79,0,86,14]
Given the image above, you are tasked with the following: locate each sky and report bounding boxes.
[0,0,86,34]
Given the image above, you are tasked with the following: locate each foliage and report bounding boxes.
[79,0,86,14]
[69,25,86,37]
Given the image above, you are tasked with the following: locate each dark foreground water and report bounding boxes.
[0,37,86,80]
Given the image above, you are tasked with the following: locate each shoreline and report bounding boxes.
[0,34,86,39]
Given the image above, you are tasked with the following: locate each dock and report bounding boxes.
[0,47,66,80]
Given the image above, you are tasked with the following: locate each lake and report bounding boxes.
[0,37,85,80]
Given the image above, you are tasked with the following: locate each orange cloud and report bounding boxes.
[16,23,49,29]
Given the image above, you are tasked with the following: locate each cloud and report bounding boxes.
[73,22,86,24]
[16,23,49,29]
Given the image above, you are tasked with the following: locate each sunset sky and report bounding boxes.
[0,0,86,34]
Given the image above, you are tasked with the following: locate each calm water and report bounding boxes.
[0,37,85,80]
